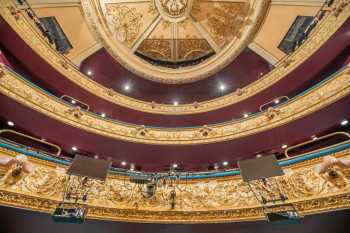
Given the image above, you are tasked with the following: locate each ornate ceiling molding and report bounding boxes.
[81,0,269,84]
[0,0,349,114]
[0,64,349,145]
[0,147,350,223]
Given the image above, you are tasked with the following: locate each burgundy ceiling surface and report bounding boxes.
[1,91,350,171]
[0,206,349,233]
[0,17,349,127]
[79,48,271,104]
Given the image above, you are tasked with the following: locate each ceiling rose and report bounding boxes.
[82,0,269,83]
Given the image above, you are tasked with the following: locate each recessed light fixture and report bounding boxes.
[172,164,178,168]
[121,161,127,166]
[7,121,14,127]
[222,161,228,166]
[72,146,78,151]
[101,113,106,117]
[282,144,288,149]
[71,100,76,104]
[219,84,226,91]
[274,99,280,104]
[341,119,348,126]
[256,154,262,158]
[87,70,92,76]
[94,155,99,159]
[173,101,179,106]
[124,84,130,91]
[243,113,249,118]
[214,163,219,170]
[260,72,264,76]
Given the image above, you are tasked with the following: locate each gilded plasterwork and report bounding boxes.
[0,64,349,145]
[159,0,188,17]
[138,39,172,60]
[106,5,143,47]
[0,148,350,222]
[193,2,250,47]
[178,39,212,60]
[80,0,268,83]
[0,0,349,114]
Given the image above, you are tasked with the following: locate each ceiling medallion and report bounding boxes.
[82,0,270,83]
[155,0,193,22]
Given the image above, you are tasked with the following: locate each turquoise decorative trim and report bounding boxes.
[3,64,348,128]
[1,140,350,180]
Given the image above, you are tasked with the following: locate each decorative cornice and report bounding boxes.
[0,147,350,223]
[0,0,349,114]
[81,0,269,84]
[0,64,349,145]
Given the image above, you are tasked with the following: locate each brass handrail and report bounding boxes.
[284,131,350,158]
[0,129,62,156]
[60,95,90,111]
[259,96,290,112]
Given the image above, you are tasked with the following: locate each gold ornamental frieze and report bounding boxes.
[0,148,350,223]
[82,0,266,83]
[0,64,350,145]
[0,0,349,114]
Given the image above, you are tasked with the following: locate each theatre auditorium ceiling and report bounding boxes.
[0,0,350,230]
[81,0,269,83]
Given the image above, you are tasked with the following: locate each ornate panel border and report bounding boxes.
[80,0,269,84]
[0,147,350,223]
[0,64,350,145]
[0,0,349,114]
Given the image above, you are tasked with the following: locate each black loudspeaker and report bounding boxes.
[67,155,111,181]
[238,155,284,182]
[266,211,301,224]
[52,207,86,223]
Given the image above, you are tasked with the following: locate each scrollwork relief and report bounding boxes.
[0,64,349,145]
[1,0,349,113]
[0,149,350,222]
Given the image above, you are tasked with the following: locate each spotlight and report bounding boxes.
[121,161,127,166]
[7,121,15,127]
[311,135,317,140]
[341,119,348,126]
[172,164,178,168]
[282,144,288,149]
[222,161,228,166]
[124,84,130,91]
[71,100,76,104]
[219,84,226,91]
[87,70,92,76]
[243,113,249,118]
[72,146,78,151]
[130,163,135,171]
[173,101,179,106]
[94,155,99,159]
[274,99,280,104]
[101,113,106,118]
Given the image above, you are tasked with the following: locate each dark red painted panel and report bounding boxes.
[79,48,271,104]
[1,17,350,127]
[1,92,350,171]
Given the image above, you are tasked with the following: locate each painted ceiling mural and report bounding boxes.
[82,0,269,83]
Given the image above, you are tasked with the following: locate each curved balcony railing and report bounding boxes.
[0,0,348,114]
[1,131,350,180]
[0,62,349,145]
[1,129,350,223]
